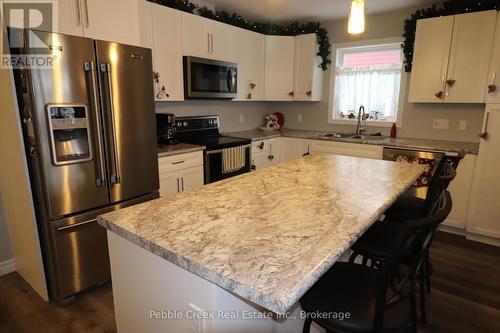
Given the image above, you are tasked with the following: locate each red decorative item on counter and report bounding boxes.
[390,123,397,138]
[273,112,285,128]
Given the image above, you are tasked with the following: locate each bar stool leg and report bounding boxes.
[302,317,312,333]
[419,264,428,324]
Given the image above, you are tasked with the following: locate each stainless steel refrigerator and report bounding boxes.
[11,29,159,302]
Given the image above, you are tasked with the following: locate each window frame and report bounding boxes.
[327,37,407,128]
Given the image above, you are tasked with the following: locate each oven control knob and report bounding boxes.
[183,121,188,126]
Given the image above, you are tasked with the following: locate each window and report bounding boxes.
[330,41,405,125]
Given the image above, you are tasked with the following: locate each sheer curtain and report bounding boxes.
[333,64,402,121]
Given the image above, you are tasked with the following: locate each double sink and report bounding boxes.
[319,132,385,141]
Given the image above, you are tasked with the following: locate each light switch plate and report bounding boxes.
[432,119,449,130]
[458,120,467,131]
[297,113,303,123]
[239,115,244,123]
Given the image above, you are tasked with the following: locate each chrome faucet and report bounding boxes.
[356,105,367,136]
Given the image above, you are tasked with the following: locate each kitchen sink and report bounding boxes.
[320,132,385,140]
[320,132,357,138]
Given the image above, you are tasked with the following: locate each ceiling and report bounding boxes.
[200,0,435,23]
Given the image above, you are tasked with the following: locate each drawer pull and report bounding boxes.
[57,219,96,231]
[172,160,185,165]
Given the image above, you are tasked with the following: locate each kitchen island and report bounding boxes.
[98,154,424,333]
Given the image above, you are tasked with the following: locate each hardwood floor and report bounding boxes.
[0,231,499,333]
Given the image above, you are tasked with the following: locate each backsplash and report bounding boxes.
[155,100,268,132]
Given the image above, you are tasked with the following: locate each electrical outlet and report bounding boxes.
[297,113,303,123]
[458,120,467,131]
[432,119,449,130]
[239,115,244,123]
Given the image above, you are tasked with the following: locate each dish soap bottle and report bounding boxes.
[390,123,397,138]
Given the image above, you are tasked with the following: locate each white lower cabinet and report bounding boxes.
[310,141,383,159]
[442,154,476,230]
[466,105,500,244]
[280,138,311,162]
[251,138,282,171]
[158,152,204,197]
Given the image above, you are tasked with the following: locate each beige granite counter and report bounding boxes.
[226,129,479,155]
[98,154,424,314]
[157,143,205,157]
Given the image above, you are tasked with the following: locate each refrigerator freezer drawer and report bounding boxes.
[51,218,110,299]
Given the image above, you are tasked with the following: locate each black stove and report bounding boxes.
[175,116,252,184]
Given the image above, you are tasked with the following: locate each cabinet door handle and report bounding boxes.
[172,160,185,165]
[75,0,81,26]
[210,34,214,53]
[488,72,497,95]
[479,112,490,141]
[176,178,180,193]
[181,177,185,192]
[83,0,89,28]
[207,33,210,53]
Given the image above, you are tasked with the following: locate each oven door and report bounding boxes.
[204,145,251,184]
[184,56,237,99]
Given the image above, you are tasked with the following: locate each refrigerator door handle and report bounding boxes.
[100,63,121,185]
[85,61,106,187]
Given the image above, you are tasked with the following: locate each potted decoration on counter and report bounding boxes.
[260,112,285,131]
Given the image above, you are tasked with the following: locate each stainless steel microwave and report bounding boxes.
[183,56,237,99]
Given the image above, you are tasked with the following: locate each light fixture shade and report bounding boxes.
[348,0,365,34]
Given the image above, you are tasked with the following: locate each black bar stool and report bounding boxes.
[349,162,458,323]
[299,192,453,333]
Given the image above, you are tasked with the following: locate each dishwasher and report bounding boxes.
[382,147,447,199]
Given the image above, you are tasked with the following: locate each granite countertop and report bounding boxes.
[97,154,424,314]
[157,143,205,157]
[225,129,479,154]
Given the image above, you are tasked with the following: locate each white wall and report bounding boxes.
[0,195,12,262]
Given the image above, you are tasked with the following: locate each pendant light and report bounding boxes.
[348,0,365,34]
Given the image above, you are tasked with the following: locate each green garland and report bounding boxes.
[149,0,331,70]
[403,0,499,72]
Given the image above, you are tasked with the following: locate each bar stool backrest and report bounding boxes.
[373,191,453,332]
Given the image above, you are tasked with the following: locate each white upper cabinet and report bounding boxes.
[182,13,231,61]
[57,0,84,36]
[467,104,500,241]
[293,34,322,101]
[485,14,500,103]
[229,28,266,101]
[409,11,497,103]
[83,0,143,46]
[265,36,295,101]
[408,16,454,103]
[56,0,144,46]
[151,3,184,101]
[445,11,497,103]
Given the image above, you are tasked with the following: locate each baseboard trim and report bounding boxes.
[0,258,16,276]
[439,224,466,236]
[466,232,500,247]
